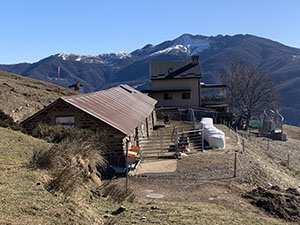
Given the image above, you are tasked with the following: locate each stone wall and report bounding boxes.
[22,99,157,166]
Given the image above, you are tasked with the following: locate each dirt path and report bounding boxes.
[132,159,177,175]
[115,124,300,224]
[126,125,244,205]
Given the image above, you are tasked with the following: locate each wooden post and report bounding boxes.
[267,138,270,151]
[234,152,237,178]
[287,154,290,169]
[242,139,245,154]
[191,109,196,130]
[125,140,129,193]
[175,132,178,153]
[160,129,163,156]
[201,128,204,152]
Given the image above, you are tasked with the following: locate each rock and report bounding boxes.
[112,206,126,215]
[179,152,188,158]
[139,216,147,221]
[151,206,159,210]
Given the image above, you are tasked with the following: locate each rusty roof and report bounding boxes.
[61,84,157,135]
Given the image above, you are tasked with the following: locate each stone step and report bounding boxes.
[141,148,175,153]
[142,152,175,159]
[139,138,174,142]
[141,121,202,159]
[139,142,175,147]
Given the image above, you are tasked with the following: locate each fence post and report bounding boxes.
[242,139,245,154]
[287,154,290,169]
[201,128,204,151]
[160,129,163,154]
[191,108,196,130]
[234,152,237,178]
[236,134,240,145]
[125,140,129,193]
[175,132,178,153]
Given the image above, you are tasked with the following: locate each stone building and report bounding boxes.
[22,84,157,166]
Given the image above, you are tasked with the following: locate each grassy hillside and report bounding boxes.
[0,126,297,225]
[0,127,102,224]
[0,70,77,122]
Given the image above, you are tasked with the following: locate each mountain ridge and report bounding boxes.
[1,33,300,125]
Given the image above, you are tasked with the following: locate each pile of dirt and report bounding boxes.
[244,185,300,222]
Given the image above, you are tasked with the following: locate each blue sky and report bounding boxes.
[1,0,300,64]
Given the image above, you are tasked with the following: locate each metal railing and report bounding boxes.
[177,128,204,152]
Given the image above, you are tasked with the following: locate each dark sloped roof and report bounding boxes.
[150,59,202,80]
[61,85,157,135]
[22,85,157,136]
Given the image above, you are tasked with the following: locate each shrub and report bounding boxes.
[28,146,56,169]
[0,109,24,131]
[30,124,110,197]
[30,132,107,197]
[32,123,95,143]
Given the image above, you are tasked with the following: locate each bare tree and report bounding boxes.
[220,60,279,130]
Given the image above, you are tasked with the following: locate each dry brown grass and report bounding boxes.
[0,70,76,122]
[30,132,107,198]
[101,183,136,203]
[0,127,105,224]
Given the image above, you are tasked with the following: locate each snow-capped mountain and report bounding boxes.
[130,34,211,58]
[1,33,300,125]
[58,52,132,64]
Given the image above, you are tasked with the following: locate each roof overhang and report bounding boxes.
[151,89,191,93]
[201,84,227,88]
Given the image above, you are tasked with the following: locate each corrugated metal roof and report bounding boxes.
[61,84,157,135]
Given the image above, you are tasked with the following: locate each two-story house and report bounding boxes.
[150,56,202,107]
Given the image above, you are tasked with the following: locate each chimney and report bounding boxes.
[191,55,199,64]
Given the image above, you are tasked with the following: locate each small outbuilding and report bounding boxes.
[22,84,157,166]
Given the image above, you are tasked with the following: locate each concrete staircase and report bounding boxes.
[139,121,203,160]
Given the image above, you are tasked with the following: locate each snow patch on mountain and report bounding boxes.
[148,34,210,57]
[58,52,72,60]
[98,52,132,61]
[292,55,300,61]
[58,52,97,62]
[174,34,210,55]
[58,52,132,64]
[150,45,189,57]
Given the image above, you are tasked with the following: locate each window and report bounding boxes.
[182,92,191,99]
[163,93,173,100]
[55,116,75,128]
